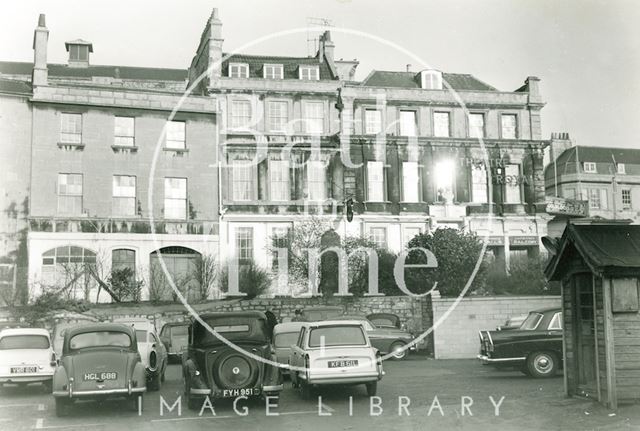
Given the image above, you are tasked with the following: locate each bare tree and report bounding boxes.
[191,254,218,300]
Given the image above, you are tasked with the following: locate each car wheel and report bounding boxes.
[55,398,71,417]
[390,342,408,360]
[148,372,161,391]
[42,380,53,394]
[526,351,558,378]
[365,382,377,397]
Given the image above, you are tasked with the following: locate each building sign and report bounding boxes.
[510,236,539,246]
[545,196,589,217]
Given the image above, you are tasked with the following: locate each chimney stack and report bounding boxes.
[209,8,224,84]
[318,31,335,63]
[549,132,573,163]
[32,13,48,86]
[525,76,543,104]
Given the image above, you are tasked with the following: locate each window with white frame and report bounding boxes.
[235,227,254,264]
[617,163,626,174]
[365,109,382,135]
[57,173,83,215]
[229,63,249,78]
[434,160,455,203]
[433,111,450,137]
[268,101,288,132]
[622,189,632,209]
[583,162,597,173]
[166,121,186,149]
[304,102,324,134]
[60,113,82,144]
[112,175,136,217]
[114,116,135,146]
[587,188,608,210]
[505,164,521,203]
[399,110,417,136]
[471,165,488,203]
[402,162,420,202]
[69,45,89,62]
[367,161,385,202]
[263,64,283,79]
[164,177,187,219]
[420,70,443,90]
[230,100,252,130]
[112,249,136,281]
[231,161,254,201]
[299,65,319,80]
[468,113,485,138]
[403,227,422,247]
[369,227,387,249]
[271,226,290,270]
[269,159,290,201]
[501,114,517,139]
[307,160,326,201]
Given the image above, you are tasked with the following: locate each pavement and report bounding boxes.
[0,357,638,431]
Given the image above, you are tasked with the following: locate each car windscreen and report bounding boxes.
[369,316,397,328]
[308,326,367,347]
[135,330,147,343]
[69,331,132,350]
[0,335,50,350]
[171,325,188,336]
[194,318,268,346]
[274,331,300,348]
[520,313,544,330]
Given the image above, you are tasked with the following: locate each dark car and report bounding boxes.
[477,307,563,378]
[182,311,283,410]
[366,313,402,330]
[159,321,189,363]
[334,315,416,360]
[52,323,146,416]
[496,314,527,331]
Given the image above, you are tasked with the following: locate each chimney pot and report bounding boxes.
[406,64,412,72]
[38,13,46,27]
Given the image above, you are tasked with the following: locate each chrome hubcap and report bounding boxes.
[534,355,552,373]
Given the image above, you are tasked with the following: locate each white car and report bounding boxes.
[289,320,384,398]
[0,328,56,392]
[114,318,167,391]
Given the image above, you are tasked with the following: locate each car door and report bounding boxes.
[290,327,306,369]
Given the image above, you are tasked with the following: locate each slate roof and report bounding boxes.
[0,78,31,95]
[546,222,640,280]
[220,53,336,80]
[555,146,640,166]
[361,70,497,91]
[0,61,188,81]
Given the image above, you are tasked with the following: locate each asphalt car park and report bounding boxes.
[0,358,638,431]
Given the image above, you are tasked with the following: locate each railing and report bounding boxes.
[28,217,219,235]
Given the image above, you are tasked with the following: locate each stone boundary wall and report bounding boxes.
[431,293,561,359]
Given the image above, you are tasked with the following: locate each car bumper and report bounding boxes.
[0,373,54,384]
[477,354,525,365]
[304,372,383,385]
[53,387,146,398]
[190,384,283,397]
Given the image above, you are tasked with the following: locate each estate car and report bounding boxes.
[334,315,415,360]
[478,307,563,378]
[182,312,283,410]
[273,322,305,375]
[0,328,56,392]
[52,323,146,416]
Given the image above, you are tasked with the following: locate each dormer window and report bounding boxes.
[65,39,93,68]
[229,63,249,79]
[420,69,443,90]
[299,65,320,81]
[584,162,597,173]
[617,163,626,174]
[264,64,283,79]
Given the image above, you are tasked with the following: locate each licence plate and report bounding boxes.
[217,388,261,398]
[11,366,37,374]
[328,360,358,368]
[83,372,118,381]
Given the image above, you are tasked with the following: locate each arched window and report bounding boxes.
[42,246,96,266]
[112,249,136,274]
[149,246,201,301]
[41,246,97,300]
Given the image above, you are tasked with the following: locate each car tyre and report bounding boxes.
[526,351,558,378]
[390,342,408,360]
[55,398,71,417]
[43,380,53,394]
[365,382,377,397]
[148,372,161,391]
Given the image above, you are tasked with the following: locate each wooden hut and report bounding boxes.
[546,221,640,409]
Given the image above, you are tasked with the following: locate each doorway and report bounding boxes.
[574,272,597,397]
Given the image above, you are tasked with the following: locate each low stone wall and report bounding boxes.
[431,293,561,359]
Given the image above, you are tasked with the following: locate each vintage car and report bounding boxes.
[299,306,344,322]
[159,321,189,363]
[182,311,283,410]
[334,315,415,360]
[366,313,402,330]
[289,320,384,399]
[52,323,146,416]
[478,307,563,378]
[273,322,305,375]
[496,314,527,331]
[0,328,56,392]
[115,318,168,391]
[51,313,100,358]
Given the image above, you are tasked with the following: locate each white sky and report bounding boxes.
[2,0,639,148]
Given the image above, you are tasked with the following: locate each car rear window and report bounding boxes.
[69,331,131,350]
[274,331,299,348]
[308,326,367,347]
[520,313,544,330]
[171,325,188,336]
[135,330,148,342]
[195,318,268,346]
[369,317,396,327]
[0,335,50,350]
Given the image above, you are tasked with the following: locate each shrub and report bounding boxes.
[483,255,558,295]
[219,261,271,299]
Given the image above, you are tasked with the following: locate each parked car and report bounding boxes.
[478,307,563,378]
[51,313,100,358]
[334,315,415,360]
[0,321,24,331]
[182,311,282,410]
[366,313,402,330]
[289,320,384,399]
[0,328,56,392]
[52,323,146,416]
[115,318,168,391]
[160,321,189,363]
[496,314,527,331]
[299,306,343,322]
[272,322,305,375]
